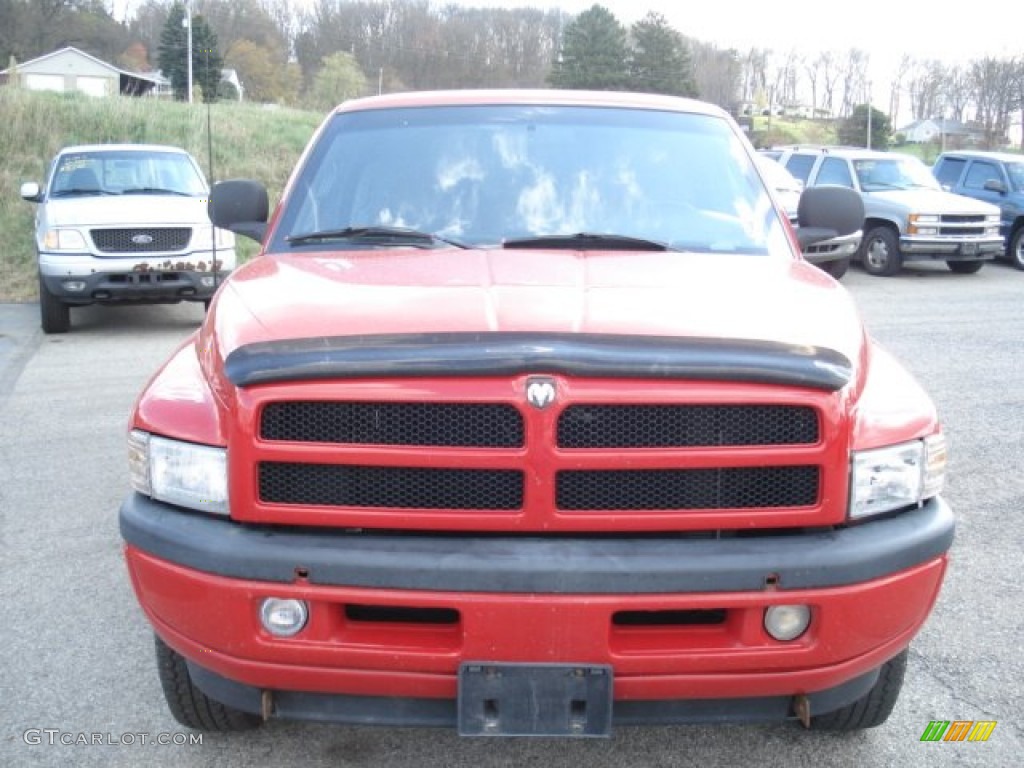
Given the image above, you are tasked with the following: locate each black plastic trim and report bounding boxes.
[120,494,954,594]
[184,656,882,727]
[223,332,853,391]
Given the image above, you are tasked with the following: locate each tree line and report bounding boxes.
[1,0,1021,147]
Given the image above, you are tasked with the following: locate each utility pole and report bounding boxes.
[866,80,872,150]
[185,0,193,104]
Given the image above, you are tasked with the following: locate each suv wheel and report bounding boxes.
[860,227,902,277]
[38,274,70,334]
[154,635,262,731]
[810,649,907,731]
[946,260,984,274]
[1009,227,1024,271]
[819,257,850,279]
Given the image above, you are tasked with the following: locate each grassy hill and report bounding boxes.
[0,88,323,301]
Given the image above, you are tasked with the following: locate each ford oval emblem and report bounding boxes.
[131,233,154,245]
[526,377,556,409]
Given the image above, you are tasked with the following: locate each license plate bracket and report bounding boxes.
[458,663,613,737]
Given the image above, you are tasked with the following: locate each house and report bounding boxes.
[0,46,158,96]
[141,68,243,101]
[899,118,983,145]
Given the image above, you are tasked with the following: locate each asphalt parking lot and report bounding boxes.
[1,262,1021,767]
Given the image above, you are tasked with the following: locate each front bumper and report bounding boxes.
[121,494,953,724]
[898,235,1003,261]
[802,231,861,265]
[39,250,234,304]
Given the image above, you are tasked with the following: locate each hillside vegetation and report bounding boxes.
[0,89,322,301]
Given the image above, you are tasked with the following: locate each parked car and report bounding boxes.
[20,144,236,333]
[757,154,861,279]
[773,146,1002,276]
[933,150,1024,270]
[119,90,953,738]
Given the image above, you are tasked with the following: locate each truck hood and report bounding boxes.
[865,188,999,215]
[205,249,867,380]
[42,195,209,227]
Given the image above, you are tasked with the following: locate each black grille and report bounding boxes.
[557,466,819,510]
[90,228,191,253]
[938,228,985,237]
[261,402,523,447]
[940,215,986,224]
[259,462,523,509]
[558,405,818,448]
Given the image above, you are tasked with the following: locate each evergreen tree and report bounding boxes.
[157,2,188,100]
[838,104,892,148]
[157,3,223,102]
[192,14,223,104]
[629,12,697,97]
[549,5,629,91]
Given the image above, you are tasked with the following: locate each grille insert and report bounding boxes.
[558,404,818,448]
[261,402,523,447]
[259,462,523,510]
[90,227,191,253]
[557,466,819,510]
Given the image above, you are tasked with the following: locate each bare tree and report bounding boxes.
[907,59,945,120]
[888,54,911,125]
[970,56,1019,148]
[816,51,840,117]
[838,48,869,119]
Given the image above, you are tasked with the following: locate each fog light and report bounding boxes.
[764,604,811,641]
[199,276,216,288]
[62,280,87,292]
[260,598,308,637]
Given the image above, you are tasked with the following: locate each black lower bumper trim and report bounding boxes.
[120,494,953,594]
[185,658,881,728]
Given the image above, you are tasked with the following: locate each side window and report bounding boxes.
[784,153,817,185]
[963,161,1001,191]
[934,158,966,188]
[815,157,854,188]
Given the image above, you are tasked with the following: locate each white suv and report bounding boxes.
[20,144,236,333]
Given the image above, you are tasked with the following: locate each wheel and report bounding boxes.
[154,635,261,731]
[859,227,902,276]
[946,260,984,274]
[810,649,907,731]
[38,274,70,334]
[1008,227,1024,271]
[818,257,850,279]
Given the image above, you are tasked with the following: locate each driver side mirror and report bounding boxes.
[209,180,269,243]
[20,181,41,202]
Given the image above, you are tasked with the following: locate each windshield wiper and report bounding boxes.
[121,187,193,196]
[51,188,116,197]
[503,232,675,251]
[286,225,469,249]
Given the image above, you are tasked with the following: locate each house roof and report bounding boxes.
[0,45,158,84]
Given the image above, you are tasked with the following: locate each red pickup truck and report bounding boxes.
[120,90,953,737]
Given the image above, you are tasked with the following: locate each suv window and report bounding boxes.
[934,157,965,188]
[784,153,817,184]
[816,157,854,188]
[963,161,1001,191]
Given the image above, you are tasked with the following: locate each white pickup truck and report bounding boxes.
[773,146,1002,276]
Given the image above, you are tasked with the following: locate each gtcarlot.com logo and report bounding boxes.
[920,720,997,742]
[23,729,203,746]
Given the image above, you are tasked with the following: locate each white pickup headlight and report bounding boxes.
[850,434,946,519]
[42,228,87,251]
[128,430,228,515]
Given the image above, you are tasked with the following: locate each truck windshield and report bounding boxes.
[853,157,940,192]
[49,150,207,198]
[271,104,787,255]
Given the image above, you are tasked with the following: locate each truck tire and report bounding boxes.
[154,635,262,732]
[810,649,907,731]
[38,274,70,334]
[1009,227,1024,271]
[859,227,902,277]
[819,257,850,279]
[946,260,984,274]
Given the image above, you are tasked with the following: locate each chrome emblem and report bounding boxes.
[526,377,556,409]
[131,233,154,245]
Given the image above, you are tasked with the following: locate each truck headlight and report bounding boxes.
[850,434,946,519]
[42,228,87,251]
[907,214,939,236]
[128,430,228,515]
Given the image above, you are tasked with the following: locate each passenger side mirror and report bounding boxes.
[796,185,865,249]
[983,179,1007,194]
[209,180,269,243]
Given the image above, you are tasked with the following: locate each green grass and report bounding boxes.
[0,88,323,301]
[747,116,839,149]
